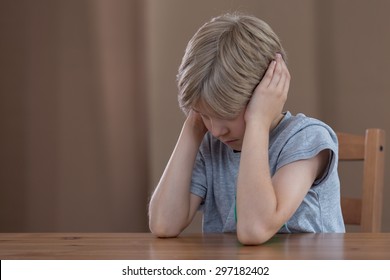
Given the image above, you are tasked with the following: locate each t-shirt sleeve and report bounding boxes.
[190,149,207,201]
[276,124,338,184]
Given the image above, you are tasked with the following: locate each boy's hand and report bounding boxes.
[244,53,290,129]
[185,110,208,138]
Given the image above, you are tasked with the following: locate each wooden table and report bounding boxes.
[1,232,390,260]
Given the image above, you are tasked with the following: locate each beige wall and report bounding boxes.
[0,0,389,232]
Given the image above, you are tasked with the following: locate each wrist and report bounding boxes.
[245,117,272,133]
[245,113,284,132]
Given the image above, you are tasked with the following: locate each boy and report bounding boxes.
[148,13,345,245]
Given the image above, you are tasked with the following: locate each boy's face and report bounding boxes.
[194,103,246,151]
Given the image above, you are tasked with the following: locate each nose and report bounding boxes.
[209,119,228,138]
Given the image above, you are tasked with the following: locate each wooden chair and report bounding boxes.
[337,129,385,232]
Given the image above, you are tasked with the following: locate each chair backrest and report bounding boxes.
[337,129,385,232]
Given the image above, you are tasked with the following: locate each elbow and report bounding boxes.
[150,228,180,239]
[149,220,182,238]
[237,224,275,245]
[148,205,189,238]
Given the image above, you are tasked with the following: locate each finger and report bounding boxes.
[260,59,276,88]
[280,59,291,92]
[275,55,290,88]
[277,64,290,98]
[282,71,291,94]
[277,70,290,94]
[269,54,283,88]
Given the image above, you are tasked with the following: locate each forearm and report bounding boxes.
[149,121,204,236]
[237,54,290,244]
[236,122,282,244]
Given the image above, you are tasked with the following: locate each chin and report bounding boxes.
[229,144,242,152]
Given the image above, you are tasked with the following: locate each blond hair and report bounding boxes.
[177,13,286,117]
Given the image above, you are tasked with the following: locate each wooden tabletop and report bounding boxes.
[1,232,390,260]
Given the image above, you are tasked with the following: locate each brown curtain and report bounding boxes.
[0,0,148,232]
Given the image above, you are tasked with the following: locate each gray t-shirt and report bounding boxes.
[190,111,345,233]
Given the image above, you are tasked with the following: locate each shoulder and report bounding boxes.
[272,112,338,148]
[270,112,338,171]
